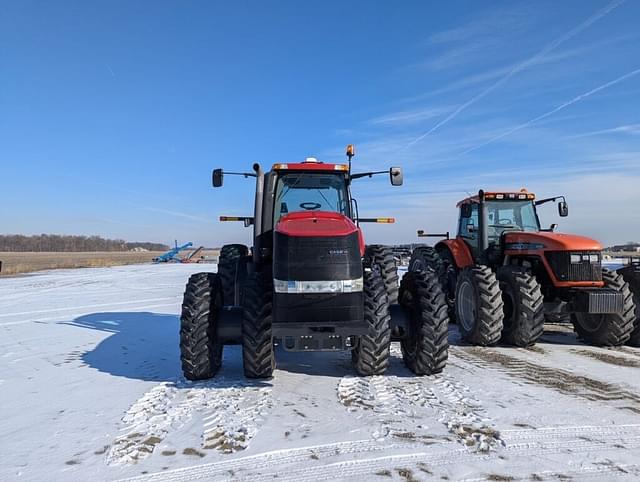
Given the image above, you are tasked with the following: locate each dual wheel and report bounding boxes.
[352,265,449,377]
[356,246,448,376]
[180,243,276,381]
[454,265,543,347]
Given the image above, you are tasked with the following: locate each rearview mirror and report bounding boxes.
[390,167,403,186]
[212,169,224,187]
[558,201,568,217]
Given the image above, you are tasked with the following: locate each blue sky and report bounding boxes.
[1,0,639,247]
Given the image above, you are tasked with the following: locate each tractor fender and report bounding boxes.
[435,239,474,269]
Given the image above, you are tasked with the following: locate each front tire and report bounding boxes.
[455,265,504,346]
[180,272,223,381]
[365,245,399,304]
[497,267,544,347]
[399,269,449,375]
[218,244,249,306]
[572,269,635,346]
[352,269,391,376]
[241,271,275,378]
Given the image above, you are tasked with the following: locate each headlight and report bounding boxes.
[570,254,582,263]
[274,277,364,294]
[589,254,599,263]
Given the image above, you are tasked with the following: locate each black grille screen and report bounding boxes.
[544,251,602,282]
[273,231,362,281]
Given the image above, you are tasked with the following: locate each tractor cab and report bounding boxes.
[272,160,352,224]
[457,190,540,262]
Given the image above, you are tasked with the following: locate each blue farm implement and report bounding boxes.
[153,241,193,263]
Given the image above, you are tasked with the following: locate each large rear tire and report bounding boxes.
[218,244,249,306]
[180,272,223,381]
[241,271,275,378]
[365,245,399,304]
[399,269,449,375]
[497,267,544,347]
[455,265,504,346]
[619,265,640,347]
[352,269,391,376]
[572,269,635,346]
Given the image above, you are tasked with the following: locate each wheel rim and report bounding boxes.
[457,279,477,332]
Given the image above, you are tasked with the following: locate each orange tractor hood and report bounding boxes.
[504,231,602,251]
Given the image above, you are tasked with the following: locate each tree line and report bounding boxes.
[0,234,169,252]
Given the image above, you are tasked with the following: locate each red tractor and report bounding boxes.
[180,146,449,380]
[411,189,636,347]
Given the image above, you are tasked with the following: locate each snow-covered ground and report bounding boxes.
[2,263,640,481]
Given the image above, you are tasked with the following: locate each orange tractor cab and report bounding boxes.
[179,147,450,381]
[411,189,636,347]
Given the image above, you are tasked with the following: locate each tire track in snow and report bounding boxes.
[336,344,503,450]
[460,464,640,482]
[107,379,273,465]
[121,425,640,481]
[452,346,640,412]
[120,438,422,482]
[251,437,640,482]
[200,385,272,452]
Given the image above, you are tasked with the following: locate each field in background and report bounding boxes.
[0,251,165,276]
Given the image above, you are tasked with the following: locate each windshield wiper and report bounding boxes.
[277,176,304,202]
[315,189,332,209]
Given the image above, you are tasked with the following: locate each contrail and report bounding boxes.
[406,0,627,148]
[461,67,640,155]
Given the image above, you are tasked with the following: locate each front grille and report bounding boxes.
[545,251,602,282]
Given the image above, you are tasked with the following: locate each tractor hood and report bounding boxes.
[503,231,602,251]
[275,211,359,238]
[273,211,364,292]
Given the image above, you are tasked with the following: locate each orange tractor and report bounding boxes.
[411,189,636,347]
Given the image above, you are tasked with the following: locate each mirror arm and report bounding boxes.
[351,170,386,180]
[417,230,450,240]
[224,171,257,178]
[535,195,565,206]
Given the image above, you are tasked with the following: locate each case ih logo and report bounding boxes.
[328,249,348,255]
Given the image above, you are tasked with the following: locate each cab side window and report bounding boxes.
[458,203,479,250]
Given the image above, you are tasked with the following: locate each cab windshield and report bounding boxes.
[274,172,350,224]
[486,200,539,241]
